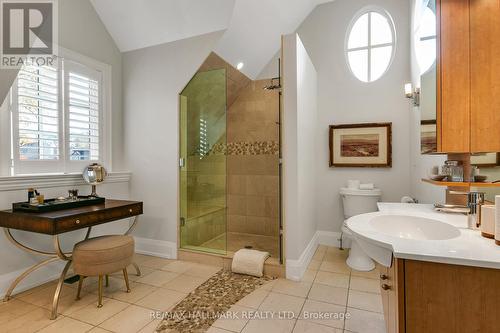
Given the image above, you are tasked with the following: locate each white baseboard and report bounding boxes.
[285,230,348,282]
[286,232,319,281]
[134,237,177,259]
[0,261,66,299]
[317,230,346,248]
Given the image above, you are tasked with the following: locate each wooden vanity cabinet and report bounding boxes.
[381,258,500,332]
[470,0,500,152]
[379,260,404,333]
[437,0,500,153]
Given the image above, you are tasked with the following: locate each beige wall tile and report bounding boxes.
[228,175,246,195]
[228,195,247,215]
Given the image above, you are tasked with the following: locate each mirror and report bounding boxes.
[470,154,500,202]
[83,163,106,197]
[417,0,438,154]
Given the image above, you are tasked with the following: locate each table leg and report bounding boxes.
[125,216,139,235]
[126,217,142,277]
[3,257,59,302]
[51,260,72,320]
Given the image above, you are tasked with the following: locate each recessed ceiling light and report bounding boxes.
[236,62,244,70]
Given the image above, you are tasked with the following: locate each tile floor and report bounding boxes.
[0,246,385,333]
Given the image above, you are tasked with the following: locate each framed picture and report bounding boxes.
[470,153,500,168]
[329,123,392,168]
[420,120,437,154]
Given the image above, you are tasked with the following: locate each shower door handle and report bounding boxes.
[179,158,185,168]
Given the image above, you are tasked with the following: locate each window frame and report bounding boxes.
[345,6,397,83]
[0,47,112,176]
[415,4,437,75]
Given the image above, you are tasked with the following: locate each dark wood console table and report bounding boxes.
[0,199,143,319]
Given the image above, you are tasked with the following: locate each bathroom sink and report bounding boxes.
[369,215,461,240]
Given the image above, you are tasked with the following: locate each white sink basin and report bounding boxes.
[369,215,461,241]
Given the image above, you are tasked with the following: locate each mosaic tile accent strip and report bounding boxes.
[209,141,279,156]
[156,270,272,333]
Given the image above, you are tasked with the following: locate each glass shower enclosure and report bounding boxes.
[179,68,227,254]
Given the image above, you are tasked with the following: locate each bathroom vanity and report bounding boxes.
[346,204,500,333]
[379,257,500,333]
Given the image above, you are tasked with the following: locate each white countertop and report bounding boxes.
[346,203,500,269]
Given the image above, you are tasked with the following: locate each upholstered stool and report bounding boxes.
[73,235,135,308]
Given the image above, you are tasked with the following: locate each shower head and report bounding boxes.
[263,77,281,91]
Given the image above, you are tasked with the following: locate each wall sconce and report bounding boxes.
[405,83,420,106]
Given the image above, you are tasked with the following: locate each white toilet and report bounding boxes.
[340,187,382,271]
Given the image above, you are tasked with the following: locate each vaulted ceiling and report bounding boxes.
[90,0,334,78]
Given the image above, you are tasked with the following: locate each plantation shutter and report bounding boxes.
[12,59,64,174]
[65,60,102,170]
[16,62,60,161]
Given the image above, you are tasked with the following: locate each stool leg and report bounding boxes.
[123,269,131,293]
[76,276,84,301]
[105,275,109,287]
[97,275,103,308]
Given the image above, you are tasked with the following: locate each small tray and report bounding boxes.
[13,196,105,213]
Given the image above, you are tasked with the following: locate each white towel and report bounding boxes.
[232,249,270,277]
[359,183,374,190]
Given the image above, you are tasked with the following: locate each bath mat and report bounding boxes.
[231,249,270,277]
[156,269,272,333]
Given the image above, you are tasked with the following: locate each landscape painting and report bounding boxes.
[340,134,380,157]
[329,123,392,167]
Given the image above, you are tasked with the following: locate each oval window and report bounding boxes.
[415,4,436,75]
[346,8,396,82]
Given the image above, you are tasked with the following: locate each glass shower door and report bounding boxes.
[179,69,227,255]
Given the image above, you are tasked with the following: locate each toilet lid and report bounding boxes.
[340,187,382,196]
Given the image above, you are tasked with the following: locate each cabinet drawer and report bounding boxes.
[54,202,143,234]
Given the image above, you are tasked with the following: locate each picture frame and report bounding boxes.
[329,122,392,168]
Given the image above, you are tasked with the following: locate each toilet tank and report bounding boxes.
[340,188,382,219]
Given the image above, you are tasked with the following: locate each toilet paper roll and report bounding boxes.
[348,180,360,189]
[495,196,500,245]
[360,183,375,190]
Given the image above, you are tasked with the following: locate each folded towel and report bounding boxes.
[232,249,270,277]
[360,183,374,190]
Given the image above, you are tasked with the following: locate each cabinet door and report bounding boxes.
[380,260,404,333]
[470,0,500,152]
[438,0,470,152]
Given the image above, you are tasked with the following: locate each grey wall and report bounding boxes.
[296,0,413,233]
[283,34,319,264]
[122,31,224,245]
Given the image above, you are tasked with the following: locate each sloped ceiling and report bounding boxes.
[90,0,334,78]
[215,0,334,78]
[89,0,236,52]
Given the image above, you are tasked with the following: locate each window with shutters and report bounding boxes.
[1,50,110,175]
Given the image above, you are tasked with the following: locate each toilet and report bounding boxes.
[340,187,382,271]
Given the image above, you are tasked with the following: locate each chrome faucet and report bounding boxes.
[447,191,485,229]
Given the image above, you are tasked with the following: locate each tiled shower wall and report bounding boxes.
[227,80,280,238]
